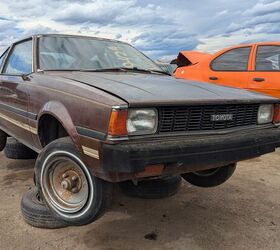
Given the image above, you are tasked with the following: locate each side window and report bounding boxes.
[256,46,280,71]
[211,47,251,71]
[4,40,32,74]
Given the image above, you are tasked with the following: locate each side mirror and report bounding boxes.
[22,74,31,81]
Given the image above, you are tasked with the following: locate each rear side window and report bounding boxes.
[211,47,251,71]
[4,40,32,74]
[256,45,280,71]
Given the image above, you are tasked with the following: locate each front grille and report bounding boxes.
[158,104,259,133]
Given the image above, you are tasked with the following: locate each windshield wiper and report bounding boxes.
[148,69,171,76]
[79,67,171,76]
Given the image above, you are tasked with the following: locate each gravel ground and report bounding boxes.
[0,150,279,250]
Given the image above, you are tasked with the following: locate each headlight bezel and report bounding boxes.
[127,108,158,136]
[258,104,274,124]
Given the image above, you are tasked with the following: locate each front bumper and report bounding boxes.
[101,127,280,174]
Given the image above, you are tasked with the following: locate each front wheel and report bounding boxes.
[181,163,236,188]
[35,137,112,226]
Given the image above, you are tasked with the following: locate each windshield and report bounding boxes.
[38,36,163,72]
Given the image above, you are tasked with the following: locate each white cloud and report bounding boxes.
[243,1,280,15]
[0,0,279,60]
[215,10,228,17]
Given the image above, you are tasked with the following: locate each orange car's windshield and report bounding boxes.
[38,36,162,72]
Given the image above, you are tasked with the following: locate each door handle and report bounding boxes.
[209,76,218,80]
[253,77,265,82]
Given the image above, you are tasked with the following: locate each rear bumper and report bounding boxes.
[101,127,280,174]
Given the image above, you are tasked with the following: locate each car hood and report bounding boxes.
[49,71,277,107]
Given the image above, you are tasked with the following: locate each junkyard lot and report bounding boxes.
[0,151,279,250]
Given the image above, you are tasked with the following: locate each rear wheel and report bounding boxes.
[0,130,7,151]
[182,163,236,188]
[4,137,37,159]
[35,137,112,226]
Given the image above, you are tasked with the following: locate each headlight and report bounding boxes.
[258,104,273,124]
[127,108,158,135]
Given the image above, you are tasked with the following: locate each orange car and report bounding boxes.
[175,42,280,98]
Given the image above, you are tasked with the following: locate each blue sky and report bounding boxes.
[0,0,280,61]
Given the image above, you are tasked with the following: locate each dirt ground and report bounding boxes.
[0,150,279,250]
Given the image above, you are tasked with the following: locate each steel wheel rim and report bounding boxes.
[42,155,89,214]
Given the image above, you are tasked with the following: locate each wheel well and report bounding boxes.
[38,115,69,147]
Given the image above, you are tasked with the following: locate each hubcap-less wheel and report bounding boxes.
[43,156,89,214]
[36,138,112,225]
[41,151,94,218]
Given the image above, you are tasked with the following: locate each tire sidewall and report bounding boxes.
[182,164,236,188]
[35,138,104,225]
[4,137,37,159]
[21,188,67,229]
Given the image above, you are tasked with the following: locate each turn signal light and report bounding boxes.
[136,164,164,177]
[108,110,128,136]
[273,104,280,123]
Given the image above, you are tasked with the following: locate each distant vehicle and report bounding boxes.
[156,61,177,75]
[175,42,280,98]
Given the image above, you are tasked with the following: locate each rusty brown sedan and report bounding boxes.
[0,34,280,225]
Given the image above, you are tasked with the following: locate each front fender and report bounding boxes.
[37,101,82,153]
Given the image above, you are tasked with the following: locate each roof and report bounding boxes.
[215,41,280,53]
[12,33,126,46]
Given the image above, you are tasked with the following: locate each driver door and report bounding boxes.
[0,39,34,145]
